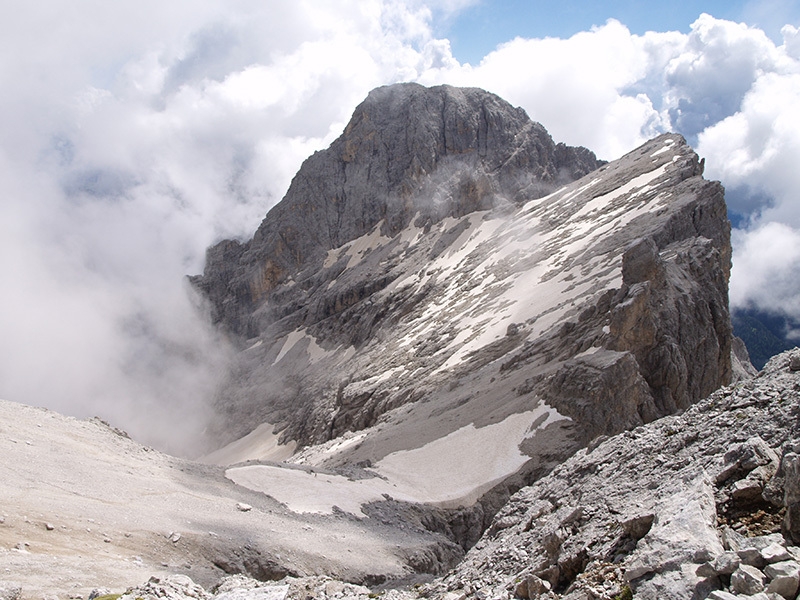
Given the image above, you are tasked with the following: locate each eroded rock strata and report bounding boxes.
[193,85,734,540]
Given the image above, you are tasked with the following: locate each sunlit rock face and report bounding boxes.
[192,83,734,525]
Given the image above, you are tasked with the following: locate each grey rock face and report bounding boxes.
[427,350,800,599]
[193,83,604,338]
[196,86,733,448]
[731,564,767,595]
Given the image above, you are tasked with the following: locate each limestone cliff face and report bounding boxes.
[192,83,604,338]
[193,84,737,526]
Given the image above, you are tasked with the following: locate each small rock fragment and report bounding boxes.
[764,560,800,599]
[621,513,654,540]
[739,547,765,567]
[789,353,800,372]
[696,562,717,578]
[761,542,791,564]
[0,584,22,600]
[236,502,253,512]
[732,477,763,499]
[514,575,549,599]
[440,592,467,600]
[707,591,740,600]
[731,564,767,595]
[714,551,742,574]
[44,522,54,531]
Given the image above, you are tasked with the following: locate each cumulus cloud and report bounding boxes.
[730,223,800,324]
[698,72,800,225]
[1,1,799,452]
[690,23,800,323]
[417,19,667,159]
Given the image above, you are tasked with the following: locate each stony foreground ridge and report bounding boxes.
[4,350,798,600]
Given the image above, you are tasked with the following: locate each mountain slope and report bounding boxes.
[0,398,460,598]
[191,84,735,541]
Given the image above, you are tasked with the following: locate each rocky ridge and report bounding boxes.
[194,85,733,464]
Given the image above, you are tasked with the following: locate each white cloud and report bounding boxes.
[698,72,800,226]
[0,0,445,454]
[417,20,667,159]
[730,223,800,319]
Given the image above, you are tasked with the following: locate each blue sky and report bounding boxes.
[1,0,799,448]
[442,0,798,63]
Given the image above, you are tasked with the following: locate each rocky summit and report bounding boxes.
[0,83,776,599]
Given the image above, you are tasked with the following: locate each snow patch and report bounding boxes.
[227,404,570,514]
[345,221,391,268]
[200,423,297,466]
[273,329,329,365]
[273,330,307,365]
[651,138,676,157]
[371,404,569,508]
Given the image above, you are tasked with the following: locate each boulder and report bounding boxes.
[783,453,800,543]
[764,560,800,599]
[731,564,767,595]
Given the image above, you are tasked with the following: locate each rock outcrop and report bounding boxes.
[428,349,800,600]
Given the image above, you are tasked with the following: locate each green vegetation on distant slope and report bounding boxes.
[732,309,795,370]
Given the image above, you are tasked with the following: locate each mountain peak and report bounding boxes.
[192,83,603,337]
[192,86,735,559]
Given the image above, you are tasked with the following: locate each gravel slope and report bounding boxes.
[0,399,453,599]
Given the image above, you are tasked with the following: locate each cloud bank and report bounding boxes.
[1,1,798,452]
